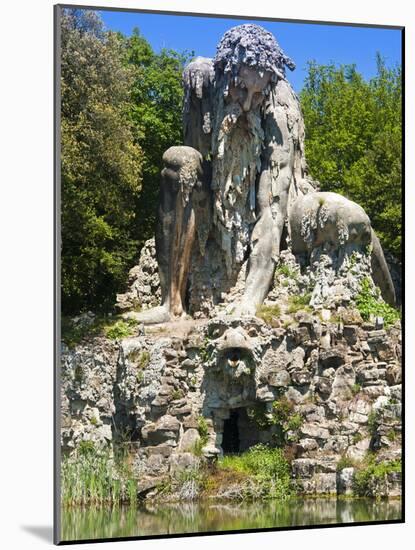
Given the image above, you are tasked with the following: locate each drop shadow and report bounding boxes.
[21,525,53,543]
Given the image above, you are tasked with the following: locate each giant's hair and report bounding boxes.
[214,24,295,82]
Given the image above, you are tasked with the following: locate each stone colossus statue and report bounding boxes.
[132,24,395,324]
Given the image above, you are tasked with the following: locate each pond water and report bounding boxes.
[61,498,402,542]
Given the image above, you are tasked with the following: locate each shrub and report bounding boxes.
[197,416,209,445]
[62,315,139,346]
[247,399,303,445]
[276,264,298,280]
[199,337,212,363]
[352,432,363,445]
[353,458,401,497]
[62,315,107,348]
[367,409,379,436]
[351,383,361,396]
[104,318,138,340]
[355,277,400,327]
[138,350,150,369]
[171,389,184,400]
[174,466,205,500]
[336,455,357,471]
[217,444,292,500]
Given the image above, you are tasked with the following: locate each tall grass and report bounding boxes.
[217,444,292,500]
[287,294,312,314]
[61,442,137,507]
[256,304,281,327]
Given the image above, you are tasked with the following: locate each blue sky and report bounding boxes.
[97,9,402,92]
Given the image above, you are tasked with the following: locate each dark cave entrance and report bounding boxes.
[221,407,263,454]
[222,409,240,453]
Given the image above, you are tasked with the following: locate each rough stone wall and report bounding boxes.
[61,311,401,497]
[115,238,161,313]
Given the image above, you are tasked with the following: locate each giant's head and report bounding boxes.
[214,24,295,111]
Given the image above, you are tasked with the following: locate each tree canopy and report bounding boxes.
[124,29,193,247]
[60,10,188,314]
[300,57,402,259]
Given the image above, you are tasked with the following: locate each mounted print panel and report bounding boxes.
[54,3,404,544]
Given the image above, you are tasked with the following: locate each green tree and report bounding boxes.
[300,57,402,258]
[123,29,193,247]
[61,9,143,314]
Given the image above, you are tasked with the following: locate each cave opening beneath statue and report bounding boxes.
[221,407,263,454]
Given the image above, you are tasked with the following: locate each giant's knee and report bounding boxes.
[162,146,203,185]
[289,192,372,253]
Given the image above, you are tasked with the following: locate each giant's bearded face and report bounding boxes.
[227,64,273,112]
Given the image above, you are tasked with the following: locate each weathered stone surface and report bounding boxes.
[300,423,330,440]
[346,437,371,461]
[145,445,173,458]
[141,415,181,445]
[343,325,359,345]
[62,296,401,499]
[115,238,161,313]
[386,364,401,385]
[314,376,332,399]
[319,348,347,369]
[297,438,319,454]
[268,370,291,387]
[169,452,200,473]
[137,477,165,495]
[337,467,355,495]
[323,435,349,453]
[296,473,337,495]
[178,429,200,452]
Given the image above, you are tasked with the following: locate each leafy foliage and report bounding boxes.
[123,29,193,249]
[275,264,298,280]
[247,399,303,445]
[336,455,357,471]
[104,318,138,340]
[61,9,143,314]
[353,458,401,498]
[61,10,190,314]
[355,277,400,327]
[197,416,209,445]
[61,313,138,346]
[217,444,292,499]
[300,57,402,258]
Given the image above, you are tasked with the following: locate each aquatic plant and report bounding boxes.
[61,443,137,507]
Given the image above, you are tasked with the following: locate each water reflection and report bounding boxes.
[62,498,402,541]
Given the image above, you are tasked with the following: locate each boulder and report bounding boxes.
[268,370,291,387]
[169,452,200,474]
[319,348,347,369]
[141,415,181,445]
[337,467,355,495]
[179,428,200,452]
[300,423,330,440]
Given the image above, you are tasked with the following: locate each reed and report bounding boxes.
[61,443,138,507]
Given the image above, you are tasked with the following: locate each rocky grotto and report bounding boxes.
[61,24,402,502]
